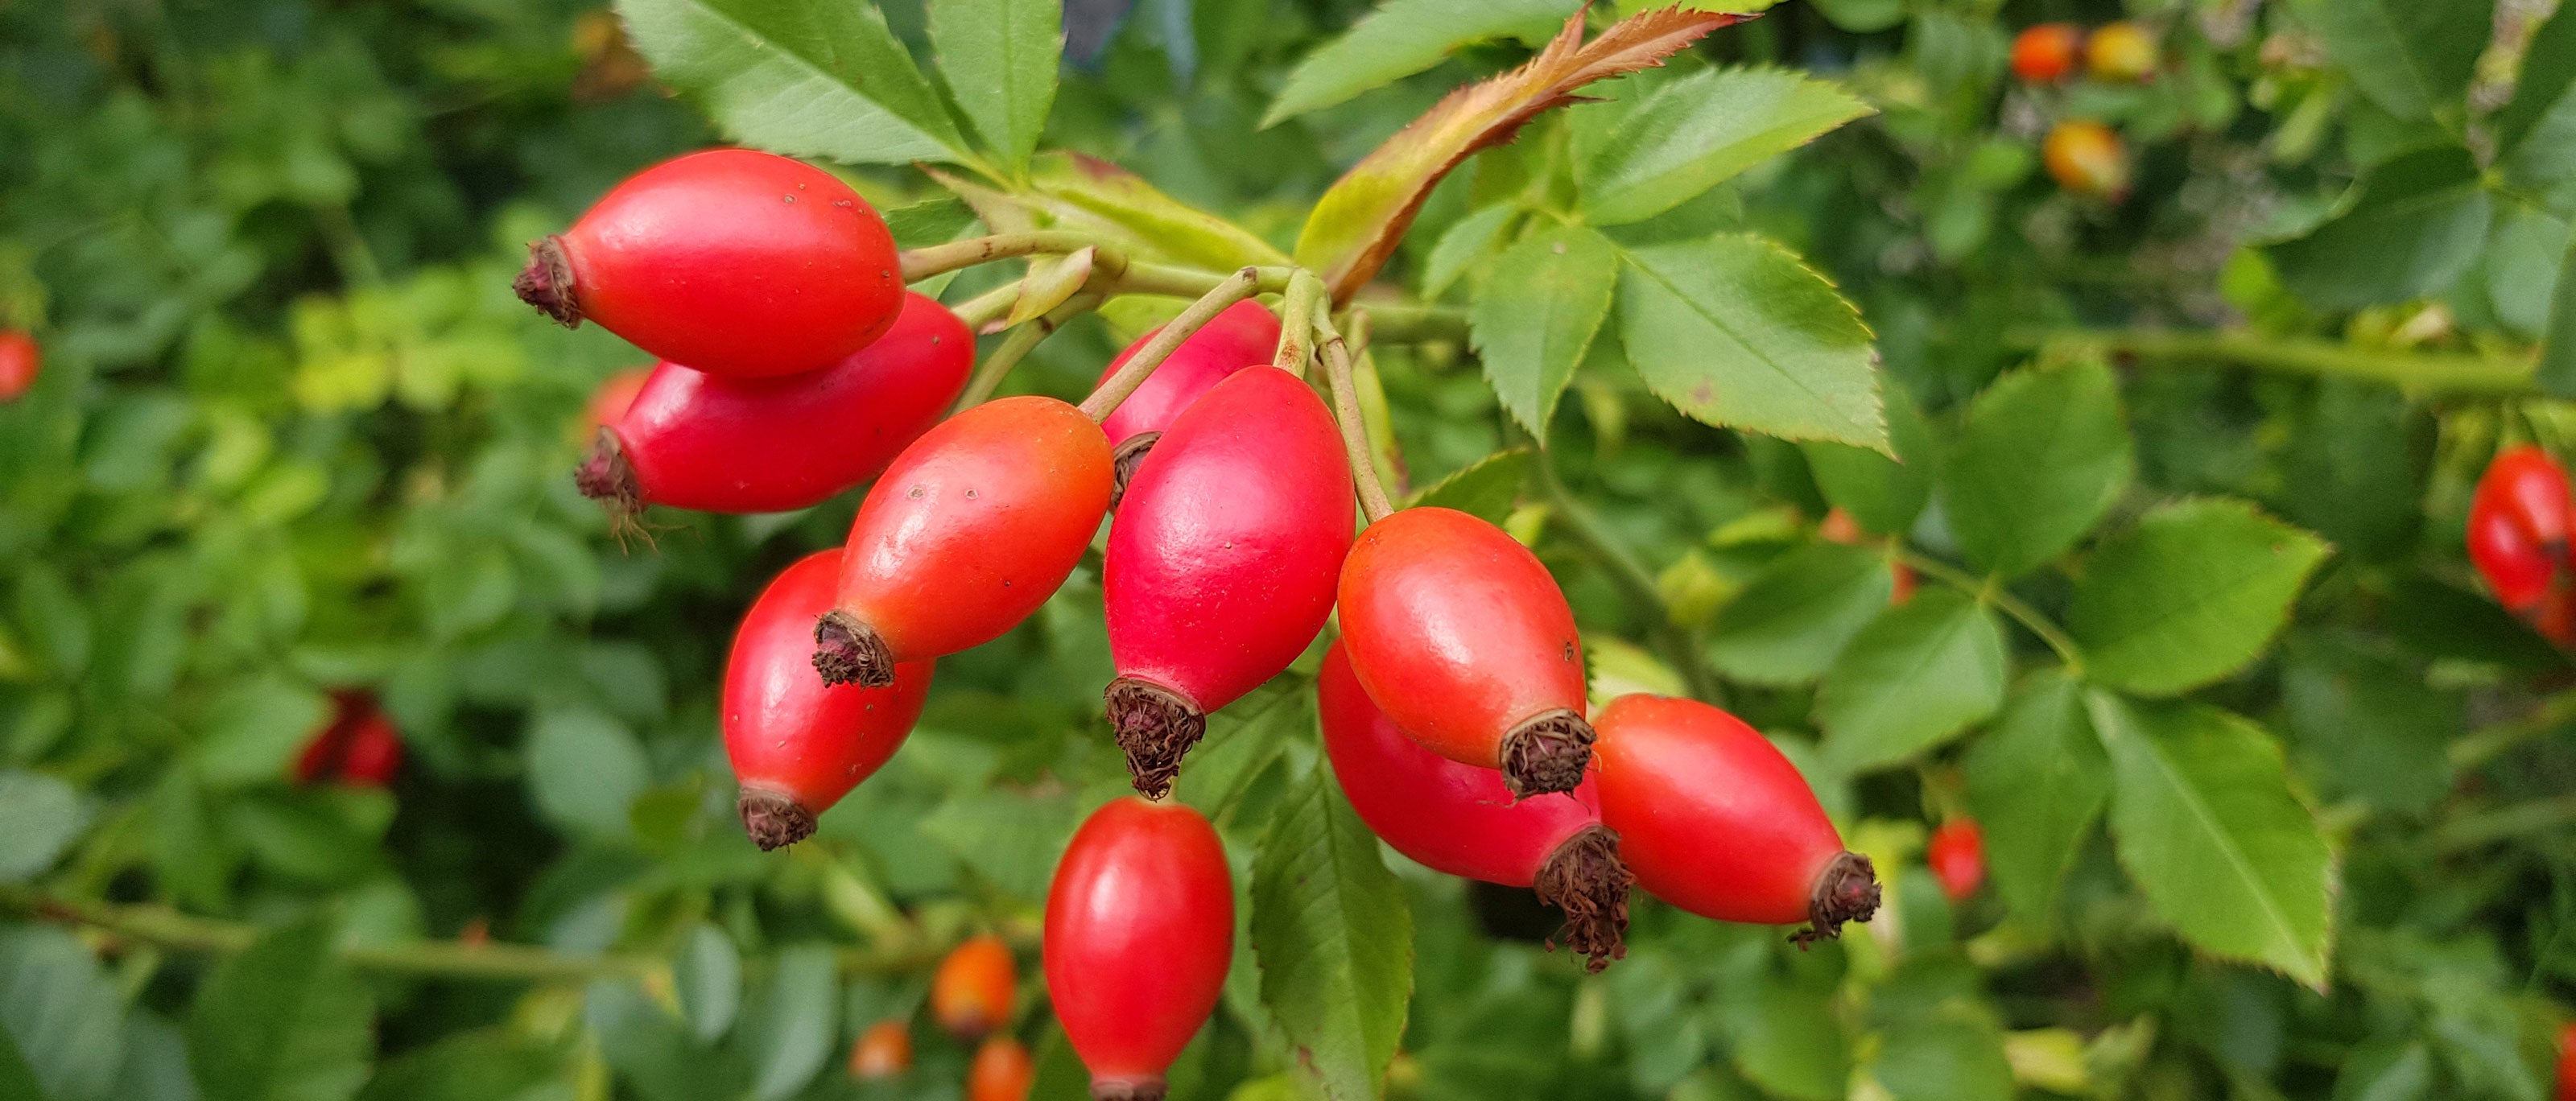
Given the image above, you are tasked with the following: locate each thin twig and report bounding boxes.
[1316,315,1396,523]
[955,291,1104,410]
[1275,272,1323,378]
[2015,328,2535,396]
[1078,268,1263,421]
[900,230,1102,282]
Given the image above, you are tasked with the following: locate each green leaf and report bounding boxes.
[743,944,839,1101]
[1264,0,1578,125]
[0,927,127,1101]
[1962,670,2109,926]
[1472,225,1618,436]
[585,980,746,1101]
[2279,637,2460,815]
[617,0,968,166]
[523,707,650,839]
[1580,67,1872,226]
[1421,203,1521,299]
[928,0,1062,175]
[0,1030,43,1101]
[2269,146,2492,311]
[1937,359,2134,579]
[2309,0,2492,120]
[2067,499,2330,697]
[1806,0,1902,33]
[14,564,89,676]
[189,920,374,1101]
[2487,206,2569,340]
[1253,759,1413,1101]
[1703,542,1893,685]
[2541,229,2576,400]
[1616,234,1885,450]
[1177,675,1309,823]
[940,154,1292,272]
[1802,385,1934,538]
[671,926,741,1044]
[2281,381,2423,560]
[919,787,1080,901]
[1724,985,1847,1101]
[2088,694,2334,988]
[0,770,89,883]
[2498,3,2576,171]
[195,677,330,789]
[1815,589,2008,773]
[353,1030,559,1101]
[1872,1013,2015,1101]
[1403,449,1532,526]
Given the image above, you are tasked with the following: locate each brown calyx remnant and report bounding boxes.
[1534,823,1632,973]
[811,611,897,688]
[738,787,815,851]
[1498,708,1595,798]
[1790,851,1882,949]
[1090,1074,1169,1101]
[1106,675,1206,799]
[513,236,582,328]
[1108,431,1161,512]
[572,427,648,540]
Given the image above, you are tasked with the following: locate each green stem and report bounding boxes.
[1111,262,1297,299]
[1079,268,1263,422]
[899,231,1104,282]
[1897,549,2087,675]
[955,291,1104,410]
[1316,317,1397,523]
[1359,302,1470,344]
[952,280,1022,332]
[2432,793,2576,854]
[1274,272,1323,379]
[2450,688,2576,770]
[1534,451,1724,704]
[2014,328,2535,396]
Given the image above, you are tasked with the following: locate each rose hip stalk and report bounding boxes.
[1320,642,1629,970]
[727,550,933,849]
[1095,299,1280,503]
[575,292,972,520]
[1335,506,1592,798]
[1104,366,1352,797]
[1592,694,1880,944]
[1045,798,1232,1101]
[516,148,903,378]
[813,395,1113,688]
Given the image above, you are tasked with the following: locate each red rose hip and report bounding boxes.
[1591,694,1880,944]
[931,934,1018,1041]
[727,550,933,849]
[1926,819,1985,904]
[1335,506,1592,798]
[0,330,38,401]
[576,292,972,520]
[1044,798,1232,1101]
[2010,23,2083,84]
[516,148,903,378]
[1104,366,1352,796]
[1096,300,1280,503]
[813,396,1113,688]
[1321,642,1629,969]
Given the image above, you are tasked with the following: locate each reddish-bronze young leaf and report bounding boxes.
[1291,6,1745,303]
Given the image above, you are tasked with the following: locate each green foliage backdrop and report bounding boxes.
[2,0,2574,1099]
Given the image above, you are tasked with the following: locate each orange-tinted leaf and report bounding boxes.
[1293,6,1746,303]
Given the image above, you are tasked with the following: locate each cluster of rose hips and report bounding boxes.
[525,147,1881,1101]
[2011,21,2161,200]
[846,934,1034,1101]
[2468,445,2576,645]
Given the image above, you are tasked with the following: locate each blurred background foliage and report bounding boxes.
[4,0,2576,1099]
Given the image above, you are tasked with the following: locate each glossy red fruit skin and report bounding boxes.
[2010,23,2083,83]
[517,149,902,379]
[337,711,403,787]
[585,367,651,434]
[1103,366,1353,796]
[1592,695,1878,942]
[1335,507,1591,797]
[0,331,38,401]
[1044,798,1233,1101]
[814,396,1113,688]
[2556,1021,2576,1101]
[2470,503,2556,612]
[1926,819,1985,904]
[968,1037,1034,1101]
[293,691,376,786]
[578,293,973,515]
[1320,642,1629,970]
[2479,446,2573,550]
[931,934,1018,1041]
[1096,300,1281,462]
[726,550,933,850]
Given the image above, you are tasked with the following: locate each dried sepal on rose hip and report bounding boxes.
[724,550,932,850]
[1321,642,1629,970]
[1104,365,1352,797]
[1044,798,1232,1101]
[574,291,971,524]
[515,148,902,379]
[1335,506,1595,798]
[811,395,1113,690]
[1591,694,1882,946]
